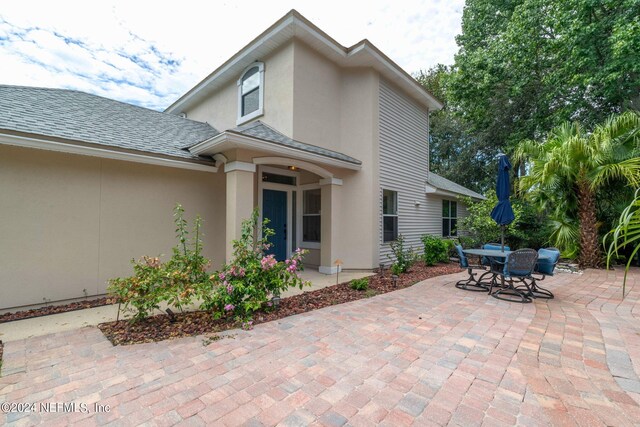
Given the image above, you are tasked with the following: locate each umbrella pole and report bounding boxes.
[501,225,505,252]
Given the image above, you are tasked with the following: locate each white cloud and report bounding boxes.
[0,0,464,110]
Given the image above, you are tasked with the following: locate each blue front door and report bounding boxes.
[262,189,287,261]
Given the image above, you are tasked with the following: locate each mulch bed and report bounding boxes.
[0,297,118,324]
[98,263,462,346]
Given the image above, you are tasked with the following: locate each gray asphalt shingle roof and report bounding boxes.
[427,172,485,200]
[229,121,362,165]
[0,85,220,162]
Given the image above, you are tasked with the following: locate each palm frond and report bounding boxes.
[603,187,640,297]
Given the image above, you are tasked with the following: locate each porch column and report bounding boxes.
[319,177,342,274]
[225,161,256,262]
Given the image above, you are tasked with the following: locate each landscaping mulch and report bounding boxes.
[98,263,462,346]
[0,297,117,324]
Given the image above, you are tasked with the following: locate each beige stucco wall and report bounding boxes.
[185,42,295,135]
[179,38,412,270]
[0,145,225,310]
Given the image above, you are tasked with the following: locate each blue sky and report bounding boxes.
[0,0,465,111]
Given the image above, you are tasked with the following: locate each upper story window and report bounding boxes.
[237,62,264,125]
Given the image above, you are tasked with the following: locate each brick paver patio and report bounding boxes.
[1,268,639,426]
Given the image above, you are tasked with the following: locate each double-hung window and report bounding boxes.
[442,200,458,237]
[303,188,321,243]
[237,62,264,124]
[383,189,398,242]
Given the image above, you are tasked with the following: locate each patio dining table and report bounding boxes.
[461,248,550,298]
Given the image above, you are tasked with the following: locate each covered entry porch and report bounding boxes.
[188,122,362,274]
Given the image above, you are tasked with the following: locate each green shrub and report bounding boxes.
[350,278,369,291]
[421,235,449,266]
[387,235,416,275]
[460,191,551,251]
[203,209,310,319]
[108,204,213,323]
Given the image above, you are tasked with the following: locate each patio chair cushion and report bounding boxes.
[455,245,469,268]
[536,248,561,275]
[481,243,510,266]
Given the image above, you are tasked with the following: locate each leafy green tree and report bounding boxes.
[459,190,549,250]
[415,66,490,192]
[449,0,640,173]
[515,111,640,268]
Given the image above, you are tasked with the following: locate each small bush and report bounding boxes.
[108,204,213,323]
[421,235,449,266]
[388,235,416,275]
[350,278,369,291]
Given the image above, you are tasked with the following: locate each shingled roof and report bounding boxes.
[427,172,485,200]
[228,121,362,165]
[0,85,220,162]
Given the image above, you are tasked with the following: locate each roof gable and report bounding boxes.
[165,10,442,115]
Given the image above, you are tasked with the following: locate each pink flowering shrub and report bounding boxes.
[201,209,309,318]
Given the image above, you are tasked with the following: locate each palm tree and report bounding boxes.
[515,111,640,268]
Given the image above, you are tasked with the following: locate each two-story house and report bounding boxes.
[0,10,483,310]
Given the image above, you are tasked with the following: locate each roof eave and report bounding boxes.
[0,131,218,173]
[425,183,485,201]
[189,132,362,171]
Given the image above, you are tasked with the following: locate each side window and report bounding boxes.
[442,200,458,237]
[383,189,398,242]
[303,188,321,243]
[237,62,264,124]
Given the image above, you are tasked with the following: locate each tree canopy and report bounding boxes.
[423,0,640,193]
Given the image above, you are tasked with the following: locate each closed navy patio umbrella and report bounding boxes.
[490,154,515,251]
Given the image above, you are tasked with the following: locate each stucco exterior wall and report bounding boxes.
[0,145,225,310]
[184,42,295,136]
[291,41,342,152]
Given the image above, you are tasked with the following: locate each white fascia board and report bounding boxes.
[425,184,484,201]
[0,133,218,173]
[189,132,361,171]
[166,16,295,114]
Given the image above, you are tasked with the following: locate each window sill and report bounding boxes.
[236,108,264,126]
[300,242,321,250]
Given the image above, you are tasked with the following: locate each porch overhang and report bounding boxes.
[189,132,362,171]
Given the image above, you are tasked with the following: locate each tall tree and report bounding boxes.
[416,66,489,192]
[449,0,640,168]
[515,111,640,268]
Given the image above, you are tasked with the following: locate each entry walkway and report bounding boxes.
[1,268,639,426]
[0,269,373,342]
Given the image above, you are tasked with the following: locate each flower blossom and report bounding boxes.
[261,254,277,270]
[224,304,235,312]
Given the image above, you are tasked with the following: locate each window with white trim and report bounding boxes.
[303,188,321,243]
[237,62,264,124]
[442,200,458,237]
[383,189,398,242]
